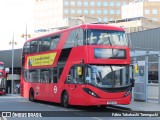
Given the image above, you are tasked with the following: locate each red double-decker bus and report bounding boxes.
[21,23,134,107]
[0,62,6,95]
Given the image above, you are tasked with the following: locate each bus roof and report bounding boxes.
[26,23,125,43]
[80,24,125,31]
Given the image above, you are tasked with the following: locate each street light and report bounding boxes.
[9,32,17,94]
[21,23,31,40]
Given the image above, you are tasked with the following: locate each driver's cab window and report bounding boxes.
[67,65,84,84]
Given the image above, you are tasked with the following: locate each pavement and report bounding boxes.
[5,94,160,111]
[116,99,160,111]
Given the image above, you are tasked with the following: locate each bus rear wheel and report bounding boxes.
[29,89,34,102]
[61,91,69,108]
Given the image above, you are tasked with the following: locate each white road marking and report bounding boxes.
[91,117,103,120]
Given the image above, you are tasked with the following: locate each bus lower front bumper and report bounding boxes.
[85,94,131,106]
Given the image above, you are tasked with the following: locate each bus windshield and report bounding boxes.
[0,64,4,70]
[86,65,131,88]
[86,30,128,46]
[0,78,5,87]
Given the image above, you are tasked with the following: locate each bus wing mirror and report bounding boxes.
[77,67,82,76]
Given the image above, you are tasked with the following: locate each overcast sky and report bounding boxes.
[0,0,34,50]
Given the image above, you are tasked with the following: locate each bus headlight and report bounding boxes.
[83,88,100,98]
[2,89,5,92]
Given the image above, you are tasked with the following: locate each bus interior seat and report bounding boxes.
[98,36,104,45]
[90,36,97,45]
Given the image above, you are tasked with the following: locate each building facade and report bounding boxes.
[34,0,160,32]
[34,0,131,31]
[122,0,160,22]
[109,17,160,33]
[0,49,22,94]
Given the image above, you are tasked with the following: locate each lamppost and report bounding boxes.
[21,24,31,40]
[9,32,17,94]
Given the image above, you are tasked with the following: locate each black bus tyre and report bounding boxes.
[61,91,69,108]
[29,89,34,102]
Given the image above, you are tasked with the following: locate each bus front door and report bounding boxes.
[66,66,85,105]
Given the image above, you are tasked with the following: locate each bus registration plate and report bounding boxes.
[107,101,117,105]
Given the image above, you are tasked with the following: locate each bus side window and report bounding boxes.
[67,66,84,84]
[30,41,38,53]
[24,70,29,82]
[66,68,74,84]
[40,69,50,83]
[40,72,45,83]
[39,37,50,52]
[23,42,30,54]
[53,68,58,83]
[50,35,60,50]
[76,66,84,83]
[29,70,38,82]
[63,30,76,48]
[76,28,84,46]
[49,69,53,83]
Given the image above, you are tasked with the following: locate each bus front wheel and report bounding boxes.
[61,91,69,108]
[29,89,34,102]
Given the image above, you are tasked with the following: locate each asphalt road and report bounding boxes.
[0,94,159,120]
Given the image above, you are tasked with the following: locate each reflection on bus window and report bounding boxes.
[40,69,50,83]
[63,29,84,48]
[0,78,5,86]
[39,37,50,52]
[67,65,84,84]
[29,70,38,82]
[86,30,128,46]
[23,68,60,83]
[50,35,60,50]
[30,41,38,53]
[85,65,130,88]
[23,34,61,54]
[0,64,4,70]
[23,42,30,54]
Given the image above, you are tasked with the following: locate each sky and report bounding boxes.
[0,0,34,50]
[0,0,160,50]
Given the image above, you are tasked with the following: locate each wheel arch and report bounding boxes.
[60,89,70,107]
[29,87,34,101]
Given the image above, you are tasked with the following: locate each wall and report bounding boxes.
[130,27,160,50]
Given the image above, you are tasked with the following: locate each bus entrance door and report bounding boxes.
[66,66,85,105]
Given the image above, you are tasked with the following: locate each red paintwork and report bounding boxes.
[21,24,131,106]
[0,91,5,95]
[0,62,6,95]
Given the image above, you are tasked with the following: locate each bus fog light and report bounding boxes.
[124,91,131,97]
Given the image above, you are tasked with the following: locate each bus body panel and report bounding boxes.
[64,84,131,106]
[22,80,131,106]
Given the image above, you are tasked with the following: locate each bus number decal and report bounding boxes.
[54,86,58,94]
[27,53,57,67]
